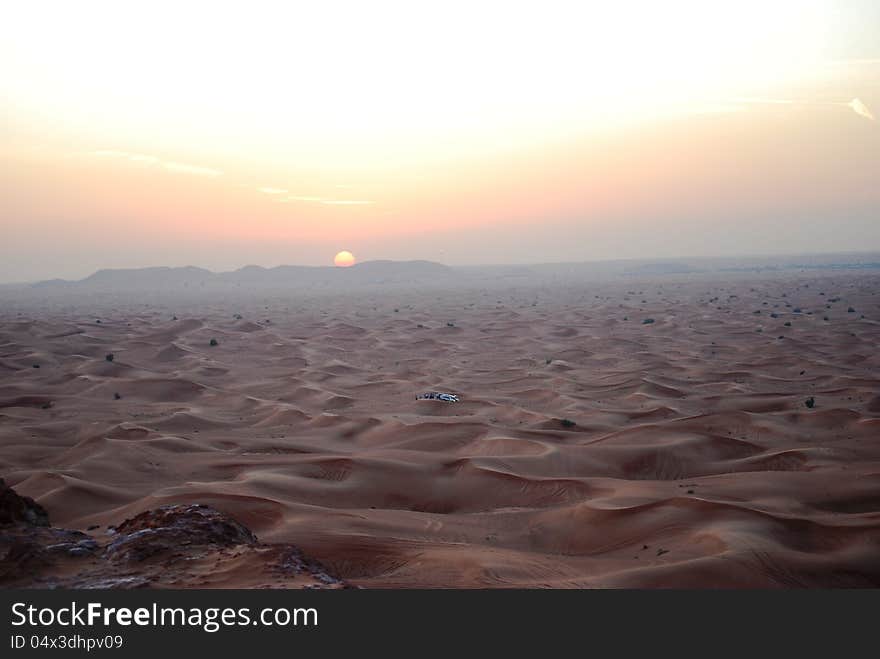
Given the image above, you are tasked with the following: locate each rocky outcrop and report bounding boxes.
[0,478,49,526]
[0,482,348,589]
[105,504,257,562]
[0,479,98,582]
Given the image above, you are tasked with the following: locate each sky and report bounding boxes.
[2,0,879,282]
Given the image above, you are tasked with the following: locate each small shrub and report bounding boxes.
[642,318,655,324]
[559,419,576,428]
[805,397,815,409]
[105,353,114,362]
[209,338,218,347]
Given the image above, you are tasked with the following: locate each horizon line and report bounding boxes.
[3,249,880,286]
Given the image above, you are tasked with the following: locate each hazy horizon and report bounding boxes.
[3,2,880,594]
[3,1,879,283]
[3,248,880,286]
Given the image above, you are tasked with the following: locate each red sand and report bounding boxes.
[2,271,879,587]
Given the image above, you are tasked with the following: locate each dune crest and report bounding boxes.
[2,269,880,587]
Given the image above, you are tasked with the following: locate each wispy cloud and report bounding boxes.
[86,157,374,201]
[89,150,222,176]
[163,162,222,177]
[92,150,159,164]
[731,96,875,121]
[848,98,875,121]
[733,97,795,105]
[279,195,325,202]
[272,193,373,205]
[830,58,880,66]
[688,103,746,115]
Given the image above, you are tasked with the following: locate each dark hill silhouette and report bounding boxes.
[25,252,880,290]
[34,260,454,290]
[81,266,214,287]
[346,259,452,280]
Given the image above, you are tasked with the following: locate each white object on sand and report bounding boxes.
[416,392,459,403]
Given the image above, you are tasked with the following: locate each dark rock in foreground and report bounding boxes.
[0,478,49,527]
[0,482,348,589]
[105,504,257,562]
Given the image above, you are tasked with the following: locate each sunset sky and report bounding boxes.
[2,1,879,281]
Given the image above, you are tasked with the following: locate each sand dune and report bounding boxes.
[2,270,880,587]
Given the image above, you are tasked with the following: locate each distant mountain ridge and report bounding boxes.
[34,260,454,289]
[26,252,880,290]
[80,266,215,286]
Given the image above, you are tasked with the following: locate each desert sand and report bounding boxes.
[2,268,880,588]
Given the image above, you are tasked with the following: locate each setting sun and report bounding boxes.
[334,251,356,268]
[0,1,877,281]
[3,0,880,604]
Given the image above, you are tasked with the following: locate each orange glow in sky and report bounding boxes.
[1,0,878,281]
